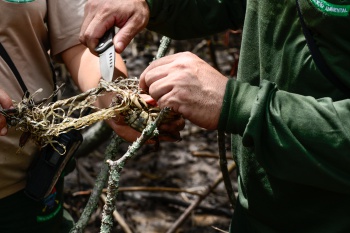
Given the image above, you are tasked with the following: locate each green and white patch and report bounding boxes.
[310,0,350,16]
[3,0,35,3]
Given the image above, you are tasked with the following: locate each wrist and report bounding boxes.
[218,79,258,135]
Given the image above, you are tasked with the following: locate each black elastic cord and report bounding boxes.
[296,0,350,96]
[0,42,29,96]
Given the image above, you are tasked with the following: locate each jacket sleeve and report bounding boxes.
[219,79,350,193]
[145,0,246,39]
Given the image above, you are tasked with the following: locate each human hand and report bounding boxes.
[79,0,150,53]
[106,94,185,143]
[139,52,228,130]
[0,89,14,136]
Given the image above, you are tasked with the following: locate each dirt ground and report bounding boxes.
[60,30,242,233]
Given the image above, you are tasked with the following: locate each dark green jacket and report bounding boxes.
[146,0,350,232]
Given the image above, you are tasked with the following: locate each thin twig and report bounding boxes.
[166,162,236,233]
[207,37,220,71]
[218,130,236,208]
[212,226,229,233]
[72,186,202,197]
[146,195,233,217]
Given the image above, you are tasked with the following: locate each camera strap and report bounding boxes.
[0,41,57,100]
[296,0,350,96]
[0,42,29,96]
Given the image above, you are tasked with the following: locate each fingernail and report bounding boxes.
[116,42,124,52]
[1,127,7,136]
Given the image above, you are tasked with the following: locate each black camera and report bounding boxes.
[25,130,83,201]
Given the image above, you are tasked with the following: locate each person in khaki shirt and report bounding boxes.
[0,0,129,232]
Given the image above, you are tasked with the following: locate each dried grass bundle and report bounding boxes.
[3,77,159,150]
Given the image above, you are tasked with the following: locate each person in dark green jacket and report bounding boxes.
[80,0,350,232]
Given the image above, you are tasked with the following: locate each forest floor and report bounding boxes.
[59,29,242,233]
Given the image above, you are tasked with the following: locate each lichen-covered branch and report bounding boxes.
[100,108,170,233]
[154,36,172,61]
[70,135,123,233]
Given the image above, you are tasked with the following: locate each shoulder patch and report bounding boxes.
[309,0,350,16]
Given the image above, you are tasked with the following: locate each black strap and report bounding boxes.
[0,42,29,95]
[296,0,350,96]
[0,41,58,101]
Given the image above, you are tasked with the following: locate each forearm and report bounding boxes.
[146,0,245,39]
[61,44,127,108]
[61,44,127,91]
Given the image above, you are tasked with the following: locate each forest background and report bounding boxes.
[56,29,242,233]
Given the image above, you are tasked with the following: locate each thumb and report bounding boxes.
[0,89,13,109]
[0,89,13,136]
[114,25,139,53]
[113,15,148,53]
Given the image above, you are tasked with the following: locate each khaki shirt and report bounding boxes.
[0,0,85,198]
